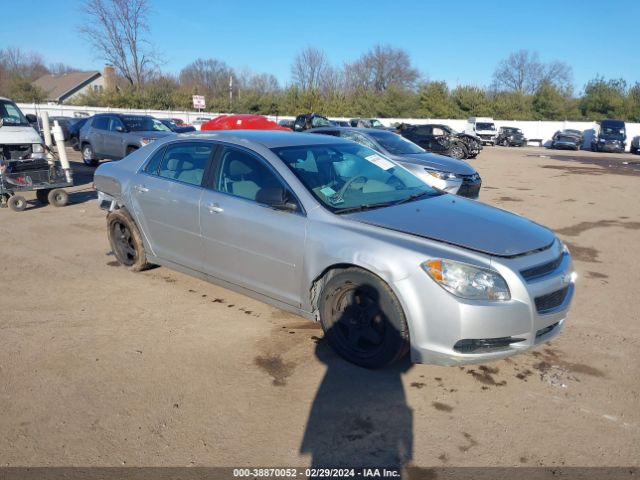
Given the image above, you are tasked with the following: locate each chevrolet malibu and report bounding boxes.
[95,131,575,368]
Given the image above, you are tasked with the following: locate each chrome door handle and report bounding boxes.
[134,184,149,193]
[207,203,223,214]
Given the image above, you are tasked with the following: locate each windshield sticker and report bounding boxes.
[365,154,395,171]
[320,186,337,196]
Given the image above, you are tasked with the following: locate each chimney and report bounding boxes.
[103,64,116,91]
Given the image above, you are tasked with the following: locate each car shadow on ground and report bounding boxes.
[300,293,413,471]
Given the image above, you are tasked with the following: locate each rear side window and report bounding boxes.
[92,116,110,130]
[157,143,213,186]
[144,146,166,174]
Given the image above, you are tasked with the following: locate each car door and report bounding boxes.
[104,116,127,158]
[199,145,307,307]
[129,141,216,271]
[90,116,109,156]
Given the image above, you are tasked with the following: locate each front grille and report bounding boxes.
[457,183,481,198]
[535,286,569,314]
[478,134,494,140]
[521,253,565,281]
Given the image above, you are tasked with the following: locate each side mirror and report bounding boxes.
[115,125,125,132]
[25,114,37,123]
[256,187,298,212]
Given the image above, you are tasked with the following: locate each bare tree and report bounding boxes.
[179,58,235,98]
[345,44,419,92]
[80,0,156,86]
[48,63,80,76]
[291,47,329,91]
[492,50,572,94]
[0,47,48,81]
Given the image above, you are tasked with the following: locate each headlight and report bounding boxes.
[32,143,44,153]
[425,169,457,180]
[422,259,511,301]
[140,138,155,146]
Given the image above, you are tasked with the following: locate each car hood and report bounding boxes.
[346,195,555,257]
[0,125,42,144]
[130,131,174,139]
[393,152,476,175]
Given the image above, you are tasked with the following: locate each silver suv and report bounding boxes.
[79,114,174,166]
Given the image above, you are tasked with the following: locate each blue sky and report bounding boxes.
[2,0,639,93]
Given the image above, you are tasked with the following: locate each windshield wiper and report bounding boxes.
[394,190,441,205]
[333,201,397,214]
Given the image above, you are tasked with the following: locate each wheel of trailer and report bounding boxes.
[318,268,409,369]
[8,195,27,212]
[36,189,51,204]
[82,144,99,167]
[449,143,467,160]
[107,209,151,272]
[47,189,68,207]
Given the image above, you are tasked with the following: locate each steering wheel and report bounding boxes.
[335,175,368,199]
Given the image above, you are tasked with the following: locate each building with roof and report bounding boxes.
[32,70,105,104]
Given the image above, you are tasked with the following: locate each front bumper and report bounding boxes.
[393,247,575,365]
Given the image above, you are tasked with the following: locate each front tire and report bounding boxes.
[48,188,68,207]
[449,142,467,160]
[319,268,410,368]
[107,209,152,272]
[82,144,99,167]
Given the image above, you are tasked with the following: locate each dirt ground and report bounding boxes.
[0,145,638,471]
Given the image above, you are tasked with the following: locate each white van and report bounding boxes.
[465,117,497,146]
[0,97,45,161]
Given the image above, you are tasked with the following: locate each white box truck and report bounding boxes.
[465,117,497,146]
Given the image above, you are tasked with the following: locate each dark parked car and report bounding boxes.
[496,127,527,147]
[159,118,196,133]
[591,119,626,153]
[68,117,89,150]
[396,123,482,160]
[331,119,350,127]
[308,127,482,199]
[79,113,174,166]
[349,118,389,129]
[293,113,331,132]
[630,136,640,154]
[550,129,583,150]
[278,119,295,129]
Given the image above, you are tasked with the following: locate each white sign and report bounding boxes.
[192,95,206,109]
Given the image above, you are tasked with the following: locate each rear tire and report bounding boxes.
[8,195,27,212]
[82,144,99,167]
[319,268,409,368]
[107,209,151,272]
[48,188,69,207]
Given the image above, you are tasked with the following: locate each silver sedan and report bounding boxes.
[95,131,575,368]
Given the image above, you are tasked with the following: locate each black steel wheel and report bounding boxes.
[8,195,27,212]
[319,268,409,368]
[36,189,51,204]
[47,188,68,207]
[500,138,509,147]
[107,209,151,271]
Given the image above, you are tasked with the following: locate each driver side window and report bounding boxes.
[215,147,288,204]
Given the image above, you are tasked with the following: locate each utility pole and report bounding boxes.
[229,75,233,112]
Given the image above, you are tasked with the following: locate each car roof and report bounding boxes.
[308,126,395,136]
[175,130,354,149]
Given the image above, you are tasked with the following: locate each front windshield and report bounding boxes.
[476,123,496,131]
[367,130,425,155]
[601,126,625,137]
[370,119,384,128]
[0,100,30,126]
[160,119,178,131]
[123,116,171,132]
[272,142,437,213]
[311,116,331,128]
